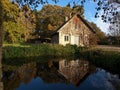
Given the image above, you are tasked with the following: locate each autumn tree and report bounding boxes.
[0,0,3,86]
[2,0,36,43]
[2,0,23,43]
[90,22,107,44]
[35,4,84,38]
[21,5,36,42]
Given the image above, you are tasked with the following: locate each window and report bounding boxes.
[64,36,69,41]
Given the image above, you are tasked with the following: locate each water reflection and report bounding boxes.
[58,59,90,86]
[16,62,37,84]
[2,59,120,90]
[2,62,37,90]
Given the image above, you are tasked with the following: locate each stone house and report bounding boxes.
[51,13,95,46]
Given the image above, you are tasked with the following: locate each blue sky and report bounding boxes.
[36,0,109,33]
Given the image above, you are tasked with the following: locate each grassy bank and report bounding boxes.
[2,43,86,59]
[2,44,120,90]
[2,43,120,74]
[81,49,120,74]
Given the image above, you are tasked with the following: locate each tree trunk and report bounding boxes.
[0,1,3,90]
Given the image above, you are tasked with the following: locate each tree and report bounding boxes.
[13,0,119,23]
[109,13,120,36]
[21,5,36,42]
[94,0,119,23]
[0,0,3,86]
[35,4,84,38]
[108,12,120,45]
[2,0,36,43]
[90,22,107,44]
[89,33,98,45]
[2,0,23,43]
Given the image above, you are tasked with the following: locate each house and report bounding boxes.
[51,13,95,46]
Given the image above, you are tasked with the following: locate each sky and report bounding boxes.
[36,0,110,34]
[83,0,110,34]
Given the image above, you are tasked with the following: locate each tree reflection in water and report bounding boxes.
[0,64,3,90]
[2,62,37,90]
[2,58,120,90]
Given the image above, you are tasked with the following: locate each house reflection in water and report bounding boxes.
[58,59,89,86]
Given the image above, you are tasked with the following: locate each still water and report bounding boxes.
[2,58,120,90]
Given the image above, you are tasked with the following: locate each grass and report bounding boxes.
[2,43,87,59]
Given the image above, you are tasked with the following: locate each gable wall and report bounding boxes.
[58,15,92,46]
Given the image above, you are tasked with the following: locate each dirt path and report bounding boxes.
[93,45,120,52]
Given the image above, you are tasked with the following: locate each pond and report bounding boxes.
[2,58,120,90]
